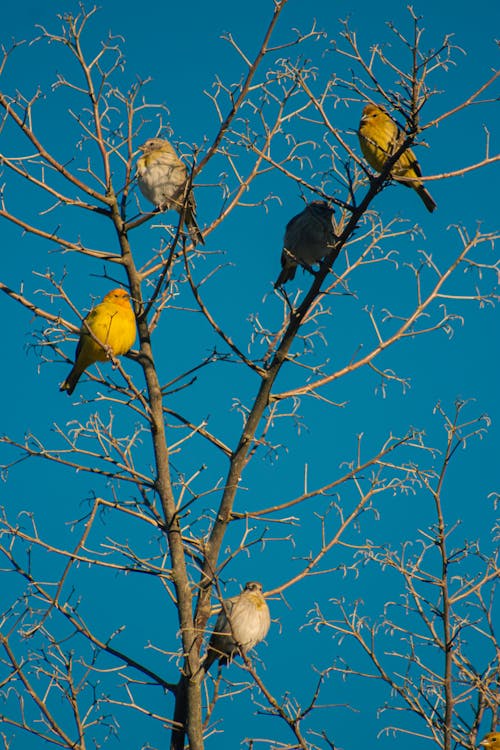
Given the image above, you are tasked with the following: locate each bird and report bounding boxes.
[274,201,336,287]
[358,103,437,213]
[203,581,271,673]
[60,288,136,395]
[480,733,500,750]
[136,137,204,246]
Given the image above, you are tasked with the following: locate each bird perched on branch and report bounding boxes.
[358,103,437,213]
[480,733,500,750]
[136,137,204,246]
[203,581,271,673]
[274,201,336,287]
[60,288,136,395]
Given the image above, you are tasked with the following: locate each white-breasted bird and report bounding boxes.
[136,137,204,245]
[203,581,270,673]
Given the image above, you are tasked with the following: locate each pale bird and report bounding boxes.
[136,137,204,245]
[203,581,271,673]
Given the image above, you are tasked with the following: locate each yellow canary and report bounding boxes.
[203,581,270,673]
[60,288,136,395]
[136,138,204,246]
[480,733,500,750]
[358,104,437,213]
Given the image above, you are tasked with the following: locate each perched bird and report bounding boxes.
[136,137,204,246]
[274,201,336,287]
[480,733,500,750]
[203,581,271,673]
[60,288,136,395]
[358,103,437,213]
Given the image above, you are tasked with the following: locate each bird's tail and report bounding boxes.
[202,644,230,674]
[416,184,437,213]
[274,265,296,288]
[201,651,216,673]
[59,367,81,395]
[184,199,205,246]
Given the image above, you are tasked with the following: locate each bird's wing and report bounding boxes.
[213,595,238,635]
[390,130,423,178]
[74,308,98,358]
[408,150,422,178]
[284,211,304,239]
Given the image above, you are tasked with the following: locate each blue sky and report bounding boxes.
[0,1,498,749]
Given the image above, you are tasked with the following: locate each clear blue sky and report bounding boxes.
[0,1,498,749]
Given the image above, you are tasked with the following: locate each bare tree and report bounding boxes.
[0,4,498,750]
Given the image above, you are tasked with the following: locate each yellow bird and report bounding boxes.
[136,138,204,246]
[358,104,437,213]
[480,733,500,750]
[60,288,136,395]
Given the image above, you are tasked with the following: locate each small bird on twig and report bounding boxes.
[480,733,500,750]
[136,137,204,246]
[59,288,136,395]
[357,103,437,213]
[274,201,336,287]
[203,581,271,673]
